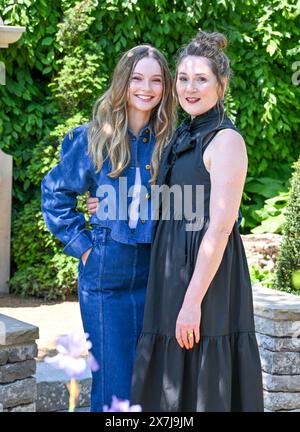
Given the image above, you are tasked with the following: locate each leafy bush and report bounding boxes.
[9,187,90,300]
[241,165,291,232]
[273,158,300,295]
[293,271,300,290]
[250,192,289,234]
[250,265,274,289]
[9,193,77,299]
[9,114,89,299]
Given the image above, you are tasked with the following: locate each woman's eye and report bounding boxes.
[131,76,141,80]
[179,77,187,82]
[153,79,162,83]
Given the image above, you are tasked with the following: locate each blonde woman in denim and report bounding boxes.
[41,45,176,412]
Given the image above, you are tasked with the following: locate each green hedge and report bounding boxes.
[1,0,299,298]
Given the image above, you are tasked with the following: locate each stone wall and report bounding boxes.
[36,361,91,412]
[253,284,300,412]
[0,313,38,411]
[1,284,300,412]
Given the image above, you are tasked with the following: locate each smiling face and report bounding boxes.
[127,56,164,115]
[176,55,225,117]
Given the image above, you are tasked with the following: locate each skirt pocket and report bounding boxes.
[79,245,96,279]
[78,228,107,291]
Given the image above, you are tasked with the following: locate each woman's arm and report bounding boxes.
[41,125,94,260]
[175,129,248,349]
[185,128,248,304]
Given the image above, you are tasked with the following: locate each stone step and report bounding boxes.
[263,371,300,392]
[259,346,300,375]
[36,361,91,412]
[263,390,300,411]
[252,284,300,321]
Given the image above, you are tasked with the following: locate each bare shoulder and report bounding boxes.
[210,128,246,151]
[204,129,248,173]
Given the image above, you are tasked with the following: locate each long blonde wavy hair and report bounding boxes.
[88,45,176,184]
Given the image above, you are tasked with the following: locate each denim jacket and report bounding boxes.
[41,123,155,259]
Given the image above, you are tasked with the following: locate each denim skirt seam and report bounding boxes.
[129,247,138,349]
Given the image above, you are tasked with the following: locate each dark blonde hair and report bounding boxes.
[88,45,176,184]
[175,31,231,105]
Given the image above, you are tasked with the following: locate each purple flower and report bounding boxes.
[45,331,99,378]
[56,332,92,356]
[103,395,142,412]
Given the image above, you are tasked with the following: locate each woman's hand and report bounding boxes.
[86,196,99,215]
[81,247,92,266]
[175,298,201,350]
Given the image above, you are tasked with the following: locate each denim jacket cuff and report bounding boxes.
[63,230,93,259]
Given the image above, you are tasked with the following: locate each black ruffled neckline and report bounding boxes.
[156,104,228,187]
[186,104,224,135]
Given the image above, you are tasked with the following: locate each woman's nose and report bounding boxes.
[186,81,197,92]
[140,80,151,91]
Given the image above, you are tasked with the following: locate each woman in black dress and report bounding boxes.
[130,31,264,412]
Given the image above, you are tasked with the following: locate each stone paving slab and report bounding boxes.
[264,390,300,411]
[259,346,300,375]
[263,371,300,392]
[3,402,36,412]
[0,359,36,384]
[0,314,39,346]
[252,284,300,321]
[256,333,300,352]
[0,377,36,409]
[254,315,300,338]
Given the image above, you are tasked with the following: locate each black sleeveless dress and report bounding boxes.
[131,106,264,412]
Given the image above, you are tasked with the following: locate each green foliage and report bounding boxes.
[250,192,289,234]
[250,265,274,288]
[9,194,78,299]
[292,270,300,290]
[241,166,291,232]
[274,158,300,295]
[1,0,299,298]
[27,113,89,185]
[50,47,107,115]
[9,188,89,300]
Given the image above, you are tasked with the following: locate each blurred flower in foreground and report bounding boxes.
[103,395,142,412]
[45,331,99,412]
[45,331,98,377]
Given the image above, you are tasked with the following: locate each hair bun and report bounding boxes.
[193,31,228,50]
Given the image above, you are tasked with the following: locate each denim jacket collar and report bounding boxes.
[127,122,154,141]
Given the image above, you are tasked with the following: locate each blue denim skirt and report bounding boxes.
[77,225,151,412]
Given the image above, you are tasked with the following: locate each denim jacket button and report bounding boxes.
[141,220,145,224]
[145,164,151,170]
